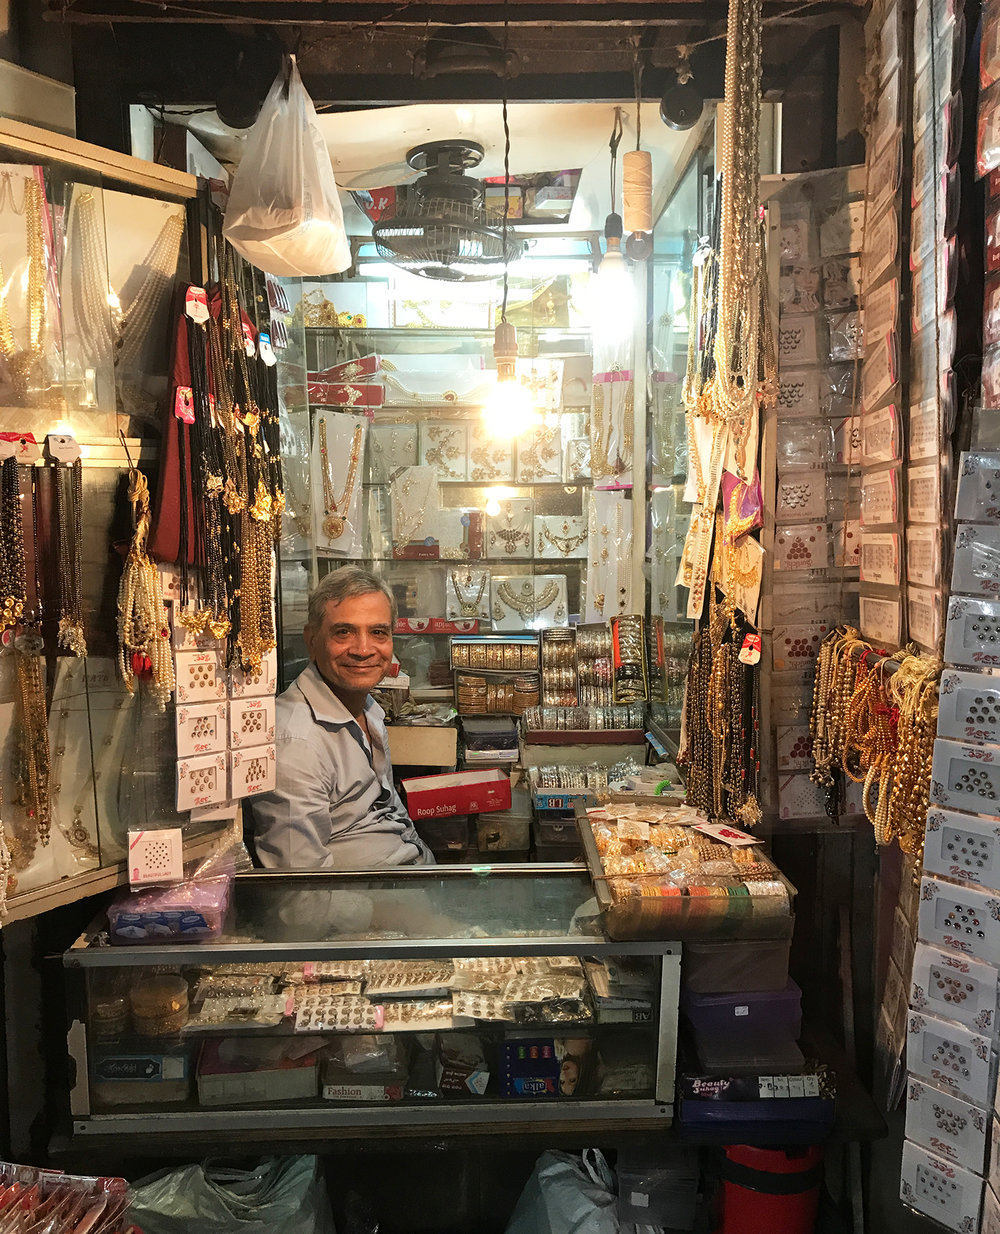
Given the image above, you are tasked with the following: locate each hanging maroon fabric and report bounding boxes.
[149,287,198,565]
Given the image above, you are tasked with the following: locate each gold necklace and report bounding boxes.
[710,0,763,472]
[538,521,588,557]
[0,175,48,400]
[496,579,559,620]
[450,570,488,616]
[318,418,363,539]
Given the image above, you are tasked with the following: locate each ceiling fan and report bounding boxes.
[368,138,525,282]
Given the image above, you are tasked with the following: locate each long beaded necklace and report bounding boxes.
[0,456,27,631]
[0,174,48,402]
[710,0,763,473]
[12,469,50,853]
[65,189,118,369]
[318,417,363,540]
[117,467,175,710]
[54,459,87,656]
[885,656,941,856]
[114,212,185,372]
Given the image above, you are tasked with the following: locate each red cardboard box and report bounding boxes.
[402,768,512,820]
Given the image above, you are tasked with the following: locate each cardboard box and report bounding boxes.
[387,725,458,768]
[905,1078,989,1174]
[529,185,574,213]
[322,1077,405,1101]
[197,1038,319,1106]
[676,1072,834,1127]
[900,1139,983,1232]
[436,1033,489,1095]
[402,768,511,820]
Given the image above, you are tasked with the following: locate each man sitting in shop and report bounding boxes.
[251,566,433,870]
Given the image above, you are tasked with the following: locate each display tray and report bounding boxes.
[521,730,646,745]
[575,813,797,943]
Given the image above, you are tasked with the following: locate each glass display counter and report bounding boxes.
[63,866,679,1140]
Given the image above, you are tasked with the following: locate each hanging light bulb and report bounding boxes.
[481,318,537,438]
[479,50,539,443]
[590,209,635,346]
[590,109,635,347]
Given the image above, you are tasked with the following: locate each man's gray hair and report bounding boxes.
[306,566,397,628]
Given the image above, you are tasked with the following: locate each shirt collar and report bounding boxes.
[295,662,386,728]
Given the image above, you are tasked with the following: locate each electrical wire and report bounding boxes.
[608,106,623,215]
[500,0,511,323]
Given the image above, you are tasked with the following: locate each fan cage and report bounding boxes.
[372,197,523,280]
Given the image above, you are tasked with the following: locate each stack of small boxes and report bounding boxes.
[898,453,1000,1230]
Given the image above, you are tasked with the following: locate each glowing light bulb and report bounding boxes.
[480,378,538,440]
[485,495,501,517]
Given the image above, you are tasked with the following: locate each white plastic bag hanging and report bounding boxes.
[223,56,351,277]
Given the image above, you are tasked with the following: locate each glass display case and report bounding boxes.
[63,866,679,1139]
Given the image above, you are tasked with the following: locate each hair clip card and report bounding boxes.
[955,452,1000,522]
[862,404,900,465]
[775,473,828,522]
[906,1008,996,1106]
[175,649,227,704]
[860,466,900,527]
[909,941,1000,1034]
[229,696,276,748]
[908,587,944,652]
[924,807,1000,892]
[919,873,1000,967]
[909,397,941,461]
[899,1138,984,1233]
[230,745,277,799]
[774,524,830,571]
[859,594,902,647]
[176,702,228,758]
[775,725,813,771]
[777,771,828,819]
[771,622,831,672]
[776,369,822,417]
[945,596,1000,668]
[953,525,1000,597]
[176,751,228,812]
[860,532,901,585]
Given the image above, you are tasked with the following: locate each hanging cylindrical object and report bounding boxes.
[623,149,653,234]
[623,149,653,259]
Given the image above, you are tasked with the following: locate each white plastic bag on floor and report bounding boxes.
[505,1150,663,1234]
[223,55,351,277]
[128,1156,335,1234]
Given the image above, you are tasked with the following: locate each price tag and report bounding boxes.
[258,332,276,366]
[184,285,209,323]
[174,386,195,424]
[738,633,762,665]
[693,821,757,846]
[46,433,82,463]
[0,433,41,463]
